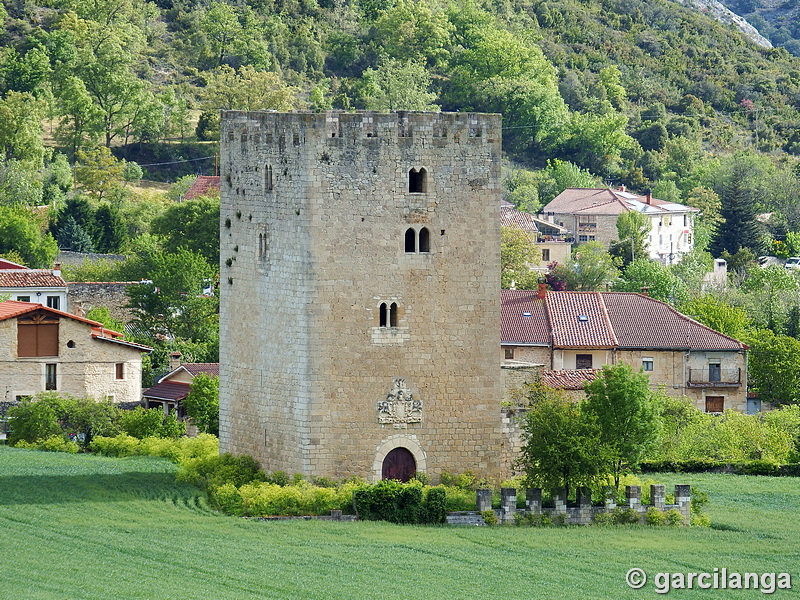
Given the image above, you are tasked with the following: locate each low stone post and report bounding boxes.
[501,488,517,524]
[626,486,641,511]
[552,488,567,515]
[526,488,542,515]
[651,485,666,510]
[675,484,691,525]
[576,487,592,525]
[604,486,617,511]
[330,509,342,521]
[476,489,493,512]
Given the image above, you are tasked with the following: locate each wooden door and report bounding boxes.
[382,447,416,482]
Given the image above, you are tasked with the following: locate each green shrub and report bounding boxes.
[424,486,447,524]
[592,511,614,525]
[612,507,640,524]
[482,510,499,525]
[645,506,667,526]
[444,487,475,511]
[236,481,346,517]
[665,508,684,526]
[515,511,553,527]
[691,513,711,527]
[119,407,185,439]
[177,452,264,490]
[266,471,290,486]
[353,480,426,524]
[90,434,142,457]
[16,436,80,453]
[739,460,781,476]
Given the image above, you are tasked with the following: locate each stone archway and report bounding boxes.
[373,434,427,482]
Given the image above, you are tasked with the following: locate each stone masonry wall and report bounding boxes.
[219,111,503,481]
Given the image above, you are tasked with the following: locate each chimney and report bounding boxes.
[53,262,61,277]
[646,189,652,205]
[640,286,650,297]
[619,185,626,192]
[537,277,548,300]
[169,351,183,371]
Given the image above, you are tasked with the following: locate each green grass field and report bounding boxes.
[2,447,799,600]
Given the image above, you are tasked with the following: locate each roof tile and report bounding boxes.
[0,269,66,288]
[541,369,601,390]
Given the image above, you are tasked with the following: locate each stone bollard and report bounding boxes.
[501,488,517,524]
[476,489,493,512]
[604,486,617,511]
[651,485,666,509]
[576,486,592,525]
[330,509,342,521]
[552,488,567,515]
[526,488,542,515]
[675,484,691,525]
[626,486,641,511]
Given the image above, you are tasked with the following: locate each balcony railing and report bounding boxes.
[687,368,741,387]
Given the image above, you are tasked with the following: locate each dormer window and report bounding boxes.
[409,168,427,193]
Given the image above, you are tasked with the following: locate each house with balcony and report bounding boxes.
[538,187,700,264]
[500,288,750,413]
[500,200,572,268]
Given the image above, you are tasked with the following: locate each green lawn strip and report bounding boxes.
[2,448,800,599]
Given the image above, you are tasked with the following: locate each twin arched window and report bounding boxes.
[405,227,430,253]
[379,302,398,328]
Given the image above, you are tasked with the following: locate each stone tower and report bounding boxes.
[219,111,502,482]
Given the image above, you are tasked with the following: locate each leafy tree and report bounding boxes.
[741,265,799,332]
[612,258,689,305]
[554,241,620,291]
[359,58,439,111]
[679,295,750,339]
[0,48,51,96]
[583,364,662,487]
[0,91,47,167]
[536,159,599,205]
[200,65,300,111]
[150,196,220,267]
[610,210,649,266]
[199,1,245,67]
[501,226,539,289]
[746,329,800,406]
[73,146,127,201]
[516,379,609,497]
[371,0,453,68]
[184,373,219,435]
[0,205,58,267]
[503,167,541,214]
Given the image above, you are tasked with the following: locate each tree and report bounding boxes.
[0,205,58,267]
[583,364,662,487]
[371,0,454,68]
[679,295,750,340]
[200,65,300,111]
[199,1,245,67]
[56,215,95,252]
[556,241,620,291]
[93,203,128,253]
[610,210,649,267]
[119,406,185,439]
[0,91,47,167]
[516,379,609,498]
[359,58,440,111]
[150,196,220,267]
[711,155,765,257]
[501,226,539,289]
[184,373,219,435]
[73,146,126,201]
[612,258,688,305]
[745,329,800,406]
[86,306,126,335]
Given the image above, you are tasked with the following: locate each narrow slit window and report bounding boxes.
[390,303,398,327]
[405,228,416,252]
[419,227,430,253]
[409,168,427,193]
[379,303,388,327]
[45,363,57,390]
[265,165,273,192]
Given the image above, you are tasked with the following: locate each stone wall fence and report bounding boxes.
[464,484,692,526]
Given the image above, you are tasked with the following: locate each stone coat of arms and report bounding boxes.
[377,378,422,428]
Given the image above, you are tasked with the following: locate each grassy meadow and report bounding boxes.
[2,447,800,599]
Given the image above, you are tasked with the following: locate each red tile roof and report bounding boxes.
[541,369,601,390]
[183,176,220,200]
[501,203,539,234]
[181,363,220,377]
[0,269,66,288]
[500,291,747,351]
[142,381,191,402]
[541,188,699,216]
[0,259,27,269]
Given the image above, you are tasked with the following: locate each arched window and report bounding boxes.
[419,227,430,253]
[405,228,416,252]
[409,168,427,193]
[390,303,398,327]
[379,303,388,327]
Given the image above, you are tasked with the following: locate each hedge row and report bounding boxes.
[640,459,800,476]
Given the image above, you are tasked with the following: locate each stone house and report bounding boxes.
[0,264,68,311]
[539,187,699,264]
[219,110,503,483]
[500,200,571,268]
[0,300,151,404]
[501,288,749,413]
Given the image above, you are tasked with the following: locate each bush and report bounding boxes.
[515,511,554,527]
[119,407,185,439]
[443,487,475,511]
[235,480,352,517]
[353,480,426,524]
[176,452,264,490]
[90,434,142,457]
[645,506,666,526]
[424,486,447,524]
[16,436,80,453]
[739,460,781,476]
[665,508,684,526]
[92,433,219,463]
[612,507,640,524]
[482,510,499,525]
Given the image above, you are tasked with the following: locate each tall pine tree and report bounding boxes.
[711,157,763,257]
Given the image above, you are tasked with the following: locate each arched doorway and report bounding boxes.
[381,447,416,482]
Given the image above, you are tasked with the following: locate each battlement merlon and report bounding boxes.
[220,111,503,145]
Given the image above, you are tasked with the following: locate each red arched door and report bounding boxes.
[381,447,417,482]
